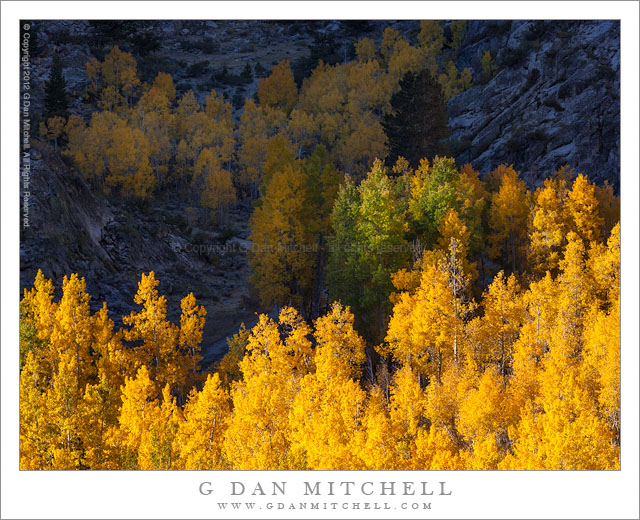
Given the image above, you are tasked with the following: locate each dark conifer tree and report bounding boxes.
[43,54,69,120]
[383,69,451,168]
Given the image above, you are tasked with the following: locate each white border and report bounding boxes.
[2,2,638,519]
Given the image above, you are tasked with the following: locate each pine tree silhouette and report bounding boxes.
[44,54,69,120]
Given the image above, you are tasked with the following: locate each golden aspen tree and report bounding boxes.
[51,273,94,390]
[355,386,396,470]
[488,165,531,272]
[136,80,173,185]
[152,71,176,104]
[458,367,508,469]
[414,425,462,470]
[77,373,122,469]
[117,365,160,469]
[289,303,367,469]
[506,272,559,415]
[122,272,180,392]
[177,292,206,394]
[565,173,603,243]
[589,222,620,305]
[355,37,377,63]
[528,177,569,274]
[425,363,471,449]
[138,384,181,470]
[260,133,296,189]
[475,271,525,379]
[194,148,236,223]
[21,270,58,378]
[238,98,269,196]
[174,373,230,470]
[386,260,466,381]
[248,161,315,310]
[20,351,53,469]
[224,309,312,470]
[437,208,478,284]
[43,347,85,469]
[101,45,140,106]
[387,364,428,467]
[92,302,133,390]
[257,59,297,115]
[481,50,495,79]
[582,297,620,439]
[85,56,101,97]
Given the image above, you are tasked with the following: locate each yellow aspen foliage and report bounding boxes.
[481,50,495,79]
[528,177,569,274]
[437,208,478,284]
[355,37,377,62]
[488,165,531,272]
[98,84,126,112]
[173,89,200,144]
[414,425,462,470]
[458,367,508,450]
[178,292,206,391]
[506,272,559,415]
[261,133,296,189]
[44,348,84,469]
[77,374,122,469]
[257,59,297,114]
[565,173,603,243]
[582,298,620,436]
[334,111,388,175]
[152,71,176,103]
[101,45,140,105]
[117,365,161,469]
[425,363,471,448]
[355,386,396,469]
[387,38,426,85]
[248,161,315,309]
[174,373,230,470]
[589,222,620,305]
[92,302,133,390]
[85,56,101,96]
[216,323,250,388]
[418,21,445,51]
[224,310,311,470]
[51,274,95,389]
[380,27,401,63]
[238,98,269,195]
[313,302,366,380]
[194,148,237,223]
[289,305,367,469]
[138,384,182,470]
[21,270,58,375]
[475,271,524,378]
[20,351,53,469]
[386,261,465,381]
[556,232,592,342]
[122,272,180,392]
[504,352,619,470]
[288,108,317,158]
[387,364,427,467]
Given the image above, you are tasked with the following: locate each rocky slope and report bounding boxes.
[449,20,620,190]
